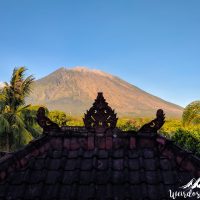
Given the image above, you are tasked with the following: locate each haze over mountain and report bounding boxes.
[27,67,183,118]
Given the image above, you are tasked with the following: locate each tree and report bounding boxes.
[0,67,35,151]
[182,101,200,126]
[48,110,68,126]
[23,105,48,137]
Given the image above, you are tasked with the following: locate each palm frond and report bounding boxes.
[10,113,25,130]
[20,128,33,144]
[16,104,30,112]
[10,67,27,87]
[18,106,36,126]
[0,114,10,135]
[13,128,33,148]
[21,75,35,97]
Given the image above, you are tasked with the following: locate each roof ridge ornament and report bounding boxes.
[37,107,60,133]
[83,92,118,133]
[137,109,165,134]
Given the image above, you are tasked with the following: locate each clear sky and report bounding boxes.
[0,0,199,107]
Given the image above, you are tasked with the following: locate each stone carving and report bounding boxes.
[36,94,165,135]
[83,92,118,133]
[37,107,60,133]
[138,109,165,133]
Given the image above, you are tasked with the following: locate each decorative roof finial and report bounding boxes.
[37,107,60,133]
[83,92,118,133]
[137,109,165,133]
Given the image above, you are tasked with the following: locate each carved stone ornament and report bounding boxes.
[137,109,165,133]
[37,107,60,133]
[83,92,118,133]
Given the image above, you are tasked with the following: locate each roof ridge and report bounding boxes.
[0,131,200,184]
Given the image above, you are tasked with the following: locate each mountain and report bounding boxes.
[26,67,183,117]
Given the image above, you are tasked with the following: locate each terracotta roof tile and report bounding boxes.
[0,131,199,200]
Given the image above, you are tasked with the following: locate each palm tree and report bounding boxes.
[0,67,35,151]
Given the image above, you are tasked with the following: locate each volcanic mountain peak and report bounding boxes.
[56,66,113,79]
[28,66,183,118]
[69,66,93,72]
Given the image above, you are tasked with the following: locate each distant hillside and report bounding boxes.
[26,67,183,118]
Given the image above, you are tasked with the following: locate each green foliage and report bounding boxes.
[117,119,138,131]
[117,117,153,131]
[47,110,85,126]
[66,118,84,126]
[48,110,68,126]
[182,101,200,126]
[171,127,200,155]
[0,67,36,151]
[20,105,46,138]
[159,119,182,138]
[164,100,200,156]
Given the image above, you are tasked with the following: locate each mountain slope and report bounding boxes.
[27,67,183,117]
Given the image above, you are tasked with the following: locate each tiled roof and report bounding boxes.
[0,152,6,158]
[0,130,200,200]
[0,93,200,200]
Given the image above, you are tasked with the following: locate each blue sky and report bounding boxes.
[0,0,199,107]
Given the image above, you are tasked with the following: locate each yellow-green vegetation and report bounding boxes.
[168,101,200,155]
[48,110,84,126]
[117,118,149,131]
[171,126,200,154]
[182,101,200,126]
